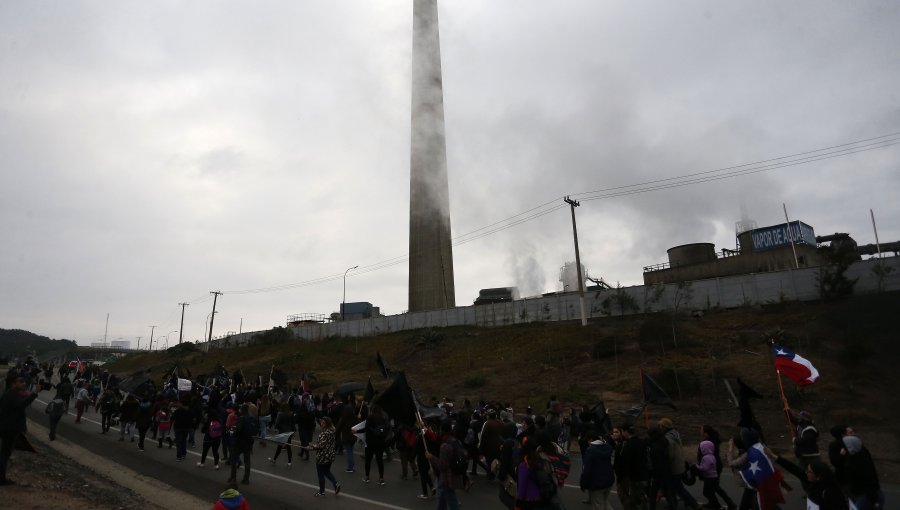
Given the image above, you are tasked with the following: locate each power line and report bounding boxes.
[220,132,900,295]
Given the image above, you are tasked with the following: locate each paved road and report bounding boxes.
[25,395,895,510]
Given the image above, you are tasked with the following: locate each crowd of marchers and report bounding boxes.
[0,356,886,510]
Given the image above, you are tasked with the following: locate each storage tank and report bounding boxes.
[667,243,716,268]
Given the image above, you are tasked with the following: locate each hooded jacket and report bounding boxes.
[664,428,687,475]
[213,488,249,510]
[580,439,615,491]
[694,440,718,480]
[842,436,880,499]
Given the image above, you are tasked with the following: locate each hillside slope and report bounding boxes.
[108,291,900,481]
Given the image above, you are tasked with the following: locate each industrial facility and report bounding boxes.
[643,219,898,285]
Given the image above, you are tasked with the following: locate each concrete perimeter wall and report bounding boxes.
[212,256,900,348]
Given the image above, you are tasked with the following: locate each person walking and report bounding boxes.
[73,381,90,424]
[788,409,821,470]
[55,375,74,411]
[615,424,649,510]
[659,418,699,510]
[698,425,736,510]
[198,411,223,469]
[841,435,884,510]
[227,404,255,485]
[171,399,193,461]
[98,388,118,434]
[0,373,38,485]
[309,416,342,497]
[581,429,615,510]
[695,439,723,509]
[805,460,849,510]
[363,404,389,485]
[135,397,153,452]
[334,399,357,472]
[514,439,550,510]
[118,394,139,442]
[267,402,295,467]
[428,420,466,510]
[44,394,66,441]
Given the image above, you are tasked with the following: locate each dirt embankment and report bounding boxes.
[4,418,208,510]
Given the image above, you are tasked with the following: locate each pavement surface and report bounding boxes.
[24,394,897,510]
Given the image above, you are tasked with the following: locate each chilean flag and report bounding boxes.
[739,443,786,510]
[771,343,819,386]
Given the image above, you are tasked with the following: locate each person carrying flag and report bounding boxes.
[727,429,788,510]
[787,409,820,470]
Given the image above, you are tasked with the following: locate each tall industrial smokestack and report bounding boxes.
[409,0,455,312]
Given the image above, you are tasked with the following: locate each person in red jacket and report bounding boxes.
[212,484,250,510]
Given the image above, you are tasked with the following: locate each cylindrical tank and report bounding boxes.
[667,243,716,267]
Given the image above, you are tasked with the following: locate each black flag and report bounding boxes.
[589,401,613,435]
[376,352,392,379]
[641,369,677,410]
[737,378,764,438]
[412,388,446,421]
[371,371,416,425]
[363,378,375,403]
[617,403,647,419]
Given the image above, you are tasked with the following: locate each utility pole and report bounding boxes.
[783,203,799,269]
[148,325,157,351]
[207,291,222,344]
[136,336,142,351]
[564,196,588,327]
[871,209,882,258]
[178,302,189,344]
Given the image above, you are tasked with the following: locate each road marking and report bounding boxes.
[36,397,413,510]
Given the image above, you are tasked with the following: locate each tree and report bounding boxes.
[816,245,858,300]
[600,282,640,316]
[871,259,895,293]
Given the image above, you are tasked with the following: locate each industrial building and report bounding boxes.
[643,219,897,285]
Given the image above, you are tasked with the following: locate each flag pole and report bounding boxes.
[775,370,796,440]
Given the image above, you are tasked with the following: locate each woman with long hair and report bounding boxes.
[309,416,341,497]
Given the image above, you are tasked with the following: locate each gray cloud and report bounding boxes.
[1,1,898,343]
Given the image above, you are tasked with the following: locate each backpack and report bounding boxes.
[45,399,62,416]
[239,415,259,438]
[209,419,223,439]
[403,430,419,450]
[449,438,469,475]
[533,458,559,502]
[156,410,171,431]
[464,427,476,447]
[542,443,572,487]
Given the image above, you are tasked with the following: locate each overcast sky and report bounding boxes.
[2,1,898,346]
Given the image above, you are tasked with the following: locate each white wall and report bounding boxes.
[208,256,899,348]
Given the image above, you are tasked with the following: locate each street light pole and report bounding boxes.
[342,265,358,321]
[204,312,218,344]
[166,330,178,351]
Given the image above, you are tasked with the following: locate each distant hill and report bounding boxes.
[0,328,76,361]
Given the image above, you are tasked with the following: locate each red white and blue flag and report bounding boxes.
[739,443,786,510]
[771,343,819,386]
